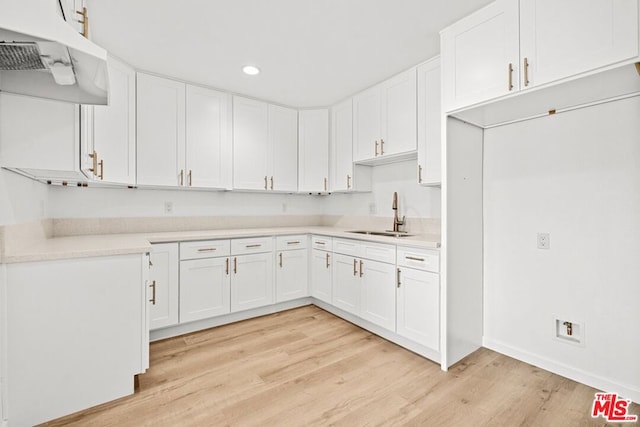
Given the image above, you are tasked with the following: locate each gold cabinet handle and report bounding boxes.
[225,258,229,275]
[347,174,351,189]
[380,139,384,155]
[188,170,192,186]
[246,244,262,248]
[397,268,401,288]
[180,169,184,186]
[508,63,514,91]
[326,253,330,268]
[233,257,237,274]
[524,57,530,87]
[406,256,425,262]
[418,164,423,183]
[197,248,217,252]
[353,259,358,276]
[375,140,379,156]
[287,241,301,245]
[76,7,88,38]
[88,151,98,176]
[270,176,274,190]
[359,260,364,277]
[323,177,327,192]
[315,241,325,246]
[264,176,268,190]
[149,280,156,305]
[98,159,104,180]
[279,252,283,268]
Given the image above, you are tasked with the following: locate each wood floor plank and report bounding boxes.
[41,305,639,427]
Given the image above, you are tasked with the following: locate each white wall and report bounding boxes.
[483,96,640,401]
[323,159,441,219]
[0,170,47,226]
[47,159,440,221]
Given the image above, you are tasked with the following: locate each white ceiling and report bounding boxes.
[86,0,492,108]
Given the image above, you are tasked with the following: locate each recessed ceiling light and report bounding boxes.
[242,65,261,76]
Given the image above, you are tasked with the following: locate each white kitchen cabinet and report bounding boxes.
[149,243,179,330]
[185,85,232,189]
[231,252,274,312]
[180,257,231,322]
[3,254,147,427]
[81,56,136,185]
[136,73,186,187]
[137,73,230,189]
[311,248,332,304]
[396,267,440,351]
[519,0,639,90]
[233,97,298,192]
[330,98,371,192]
[416,57,442,186]
[353,67,417,162]
[441,0,520,112]
[58,0,86,35]
[360,259,396,330]
[276,249,309,302]
[298,109,329,193]
[332,253,361,315]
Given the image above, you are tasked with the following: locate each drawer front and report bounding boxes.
[361,242,396,264]
[397,247,440,273]
[332,238,362,257]
[311,235,333,251]
[180,240,231,260]
[276,235,308,251]
[231,236,274,255]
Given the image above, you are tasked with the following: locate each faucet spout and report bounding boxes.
[392,192,405,232]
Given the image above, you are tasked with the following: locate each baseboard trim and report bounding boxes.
[483,337,640,404]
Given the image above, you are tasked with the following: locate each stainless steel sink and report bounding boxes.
[347,230,414,238]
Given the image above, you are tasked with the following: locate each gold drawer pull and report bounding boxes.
[380,139,384,155]
[149,280,156,305]
[353,259,357,276]
[233,257,237,274]
[287,241,301,245]
[315,241,326,246]
[523,57,530,87]
[508,63,514,91]
[359,260,364,277]
[225,258,229,275]
[197,248,217,252]
[246,244,262,248]
[406,256,425,262]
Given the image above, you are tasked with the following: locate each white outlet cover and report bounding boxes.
[537,233,550,249]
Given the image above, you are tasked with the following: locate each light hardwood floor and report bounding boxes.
[43,305,638,426]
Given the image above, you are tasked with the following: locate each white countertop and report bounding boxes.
[1,226,440,263]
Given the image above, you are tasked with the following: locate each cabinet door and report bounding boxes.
[330,99,354,192]
[185,85,231,189]
[231,253,274,311]
[441,0,520,111]
[232,96,269,190]
[180,257,231,322]
[136,73,186,187]
[381,67,417,157]
[353,87,381,162]
[360,259,396,330]
[269,104,298,192]
[149,243,179,330]
[88,56,136,185]
[397,267,440,351]
[520,0,639,89]
[276,249,309,302]
[310,249,332,304]
[417,58,442,186]
[332,253,360,315]
[298,109,329,192]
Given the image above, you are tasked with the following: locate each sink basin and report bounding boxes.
[347,230,414,238]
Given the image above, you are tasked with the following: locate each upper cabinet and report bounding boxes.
[441,0,639,113]
[298,109,329,193]
[441,0,520,112]
[82,56,136,186]
[519,0,639,89]
[330,99,372,193]
[233,96,298,192]
[353,68,417,163]
[416,57,442,186]
[137,73,231,189]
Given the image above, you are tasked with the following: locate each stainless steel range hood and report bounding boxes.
[0,0,109,105]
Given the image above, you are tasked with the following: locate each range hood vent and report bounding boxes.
[0,0,109,105]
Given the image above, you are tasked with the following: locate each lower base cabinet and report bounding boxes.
[276,248,309,302]
[332,253,361,315]
[149,243,179,329]
[310,248,332,303]
[360,259,396,330]
[231,252,274,312]
[180,257,231,322]
[396,267,440,351]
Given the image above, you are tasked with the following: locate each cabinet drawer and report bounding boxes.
[311,235,332,251]
[361,242,395,264]
[276,235,308,251]
[397,247,439,273]
[231,236,273,255]
[333,238,362,257]
[180,240,231,260]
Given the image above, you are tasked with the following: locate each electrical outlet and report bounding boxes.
[164,201,173,215]
[369,202,377,214]
[537,233,550,249]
